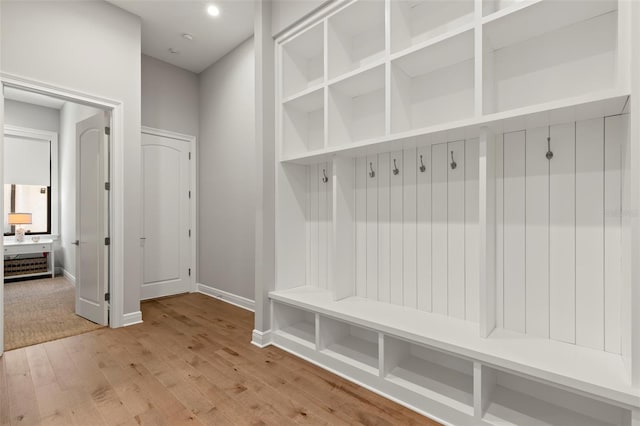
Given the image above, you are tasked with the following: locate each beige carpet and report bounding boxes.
[4,276,104,351]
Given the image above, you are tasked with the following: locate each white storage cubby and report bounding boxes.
[391,0,474,54]
[272,302,316,350]
[482,0,619,113]
[328,64,385,146]
[480,367,630,426]
[282,23,324,98]
[271,0,640,424]
[391,30,475,133]
[282,88,324,156]
[383,336,475,416]
[327,0,385,80]
[319,317,379,375]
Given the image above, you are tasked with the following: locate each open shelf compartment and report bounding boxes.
[391,29,475,133]
[282,88,325,157]
[273,302,317,349]
[480,367,630,426]
[482,0,618,114]
[319,316,379,375]
[391,0,474,53]
[328,0,385,80]
[383,335,475,417]
[328,64,385,146]
[282,23,324,98]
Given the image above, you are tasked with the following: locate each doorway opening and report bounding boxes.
[2,85,111,351]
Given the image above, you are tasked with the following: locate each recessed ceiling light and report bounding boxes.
[182,33,194,41]
[207,4,220,17]
[169,48,180,54]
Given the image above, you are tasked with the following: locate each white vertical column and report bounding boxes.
[496,134,504,328]
[465,138,480,323]
[417,144,432,312]
[366,155,379,300]
[332,157,355,301]
[355,157,367,297]
[308,164,319,288]
[575,118,605,350]
[525,126,550,338]
[473,362,496,420]
[432,143,448,315]
[448,140,466,319]
[319,162,330,289]
[389,150,404,305]
[549,123,576,344]
[403,148,417,309]
[479,128,496,337]
[378,153,391,303]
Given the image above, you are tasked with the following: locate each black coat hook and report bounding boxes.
[369,162,375,178]
[546,137,554,160]
[450,151,457,170]
[393,159,400,175]
[322,168,328,183]
[419,154,426,173]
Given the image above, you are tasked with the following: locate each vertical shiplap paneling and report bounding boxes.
[604,114,626,354]
[355,157,367,297]
[417,146,432,312]
[366,155,379,300]
[378,153,391,303]
[503,131,526,334]
[390,151,404,305]
[318,162,330,289]
[575,118,605,350]
[525,126,550,338]
[496,135,504,328]
[465,138,480,322]
[403,148,418,308]
[432,143,448,315]
[308,164,319,287]
[549,123,576,344]
[448,140,466,319]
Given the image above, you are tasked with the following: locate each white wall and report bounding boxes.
[4,100,60,133]
[1,0,142,316]
[271,0,330,36]
[199,37,256,301]
[58,102,102,279]
[141,54,199,137]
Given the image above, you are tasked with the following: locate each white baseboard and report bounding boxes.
[122,311,143,327]
[251,329,272,348]
[61,268,76,285]
[196,283,255,312]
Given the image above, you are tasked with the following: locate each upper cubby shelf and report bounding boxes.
[391,0,475,54]
[328,0,385,81]
[282,88,325,157]
[282,23,324,99]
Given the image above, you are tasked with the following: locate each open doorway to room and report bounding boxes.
[2,86,110,351]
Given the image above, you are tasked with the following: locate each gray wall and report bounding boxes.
[199,37,256,301]
[4,100,60,133]
[1,0,142,317]
[141,54,199,137]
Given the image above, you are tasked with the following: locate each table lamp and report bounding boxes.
[8,212,32,242]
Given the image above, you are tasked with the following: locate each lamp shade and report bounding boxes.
[8,212,32,225]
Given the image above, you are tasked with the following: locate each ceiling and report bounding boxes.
[3,87,66,110]
[108,0,255,74]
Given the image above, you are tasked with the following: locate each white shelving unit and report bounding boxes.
[270,1,639,425]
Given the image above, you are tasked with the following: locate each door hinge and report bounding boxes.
[105,182,111,190]
[188,229,191,238]
[105,237,111,246]
[105,292,110,302]
[105,126,111,136]
[188,190,191,199]
[189,152,191,160]
[188,268,191,276]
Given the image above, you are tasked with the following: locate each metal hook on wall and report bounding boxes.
[419,155,426,173]
[450,151,457,170]
[369,162,375,178]
[393,159,400,175]
[546,137,554,160]
[322,168,328,183]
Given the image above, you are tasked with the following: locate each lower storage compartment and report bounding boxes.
[482,368,630,426]
[4,254,48,277]
[319,316,379,375]
[383,336,474,417]
[272,302,316,349]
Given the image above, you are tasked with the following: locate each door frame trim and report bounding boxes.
[0,72,127,355]
[141,126,197,293]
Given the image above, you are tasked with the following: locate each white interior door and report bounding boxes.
[141,132,190,300]
[75,113,108,325]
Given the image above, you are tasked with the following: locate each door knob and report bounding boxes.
[72,240,79,246]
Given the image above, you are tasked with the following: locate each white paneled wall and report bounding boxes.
[352,141,480,322]
[306,163,332,290]
[496,115,627,353]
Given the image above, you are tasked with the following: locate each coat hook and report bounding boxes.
[419,154,426,173]
[369,162,375,178]
[546,136,554,160]
[393,159,400,175]
[322,168,328,183]
[450,151,457,170]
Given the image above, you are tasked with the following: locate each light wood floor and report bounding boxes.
[1,292,439,425]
